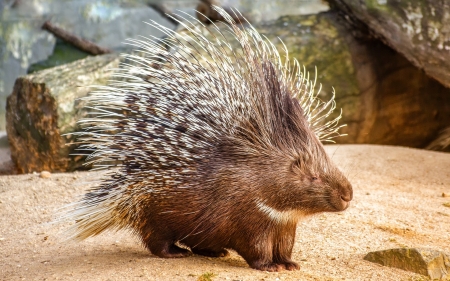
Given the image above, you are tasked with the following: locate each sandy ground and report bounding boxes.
[1,144,449,281]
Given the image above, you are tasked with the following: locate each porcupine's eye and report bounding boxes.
[311,176,322,183]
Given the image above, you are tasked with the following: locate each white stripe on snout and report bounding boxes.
[255,198,306,224]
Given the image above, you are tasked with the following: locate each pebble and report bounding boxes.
[40,171,51,179]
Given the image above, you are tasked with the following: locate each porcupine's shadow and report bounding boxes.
[39,244,248,275]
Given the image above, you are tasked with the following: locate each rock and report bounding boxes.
[6,54,120,174]
[326,0,450,89]
[39,171,51,179]
[364,248,450,279]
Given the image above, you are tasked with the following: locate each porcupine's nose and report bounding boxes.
[340,183,353,202]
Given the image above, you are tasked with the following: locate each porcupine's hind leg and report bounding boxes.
[139,225,191,258]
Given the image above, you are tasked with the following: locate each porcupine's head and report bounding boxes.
[243,95,354,217]
[221,55,353,216]
[237,86,354,217]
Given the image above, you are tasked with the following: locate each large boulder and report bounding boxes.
[326,0,450,89]
[6,54,120,173]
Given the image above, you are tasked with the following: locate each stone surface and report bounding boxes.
[326,0,450,89]
[364,248,450,280]
[0,131,14,174]
[5,8,450,174]
[6,54,120,173]
[0,17,56,131]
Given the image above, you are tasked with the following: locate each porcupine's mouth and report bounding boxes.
[330,196,351,212]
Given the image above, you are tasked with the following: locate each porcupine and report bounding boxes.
[67,6,353,272]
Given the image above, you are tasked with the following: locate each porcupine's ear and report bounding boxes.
[290,153,311,173]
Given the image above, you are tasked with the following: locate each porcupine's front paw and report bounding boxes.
[250,261,284,272]
[278,260,300,271]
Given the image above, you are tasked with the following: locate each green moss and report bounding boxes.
[197,272,216,281]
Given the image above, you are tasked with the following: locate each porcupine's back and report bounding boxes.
[67,6,344,240]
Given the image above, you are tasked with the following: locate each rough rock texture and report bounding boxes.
[364,248,450,279]
[6,54,120,173]
[326,0,450,89]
